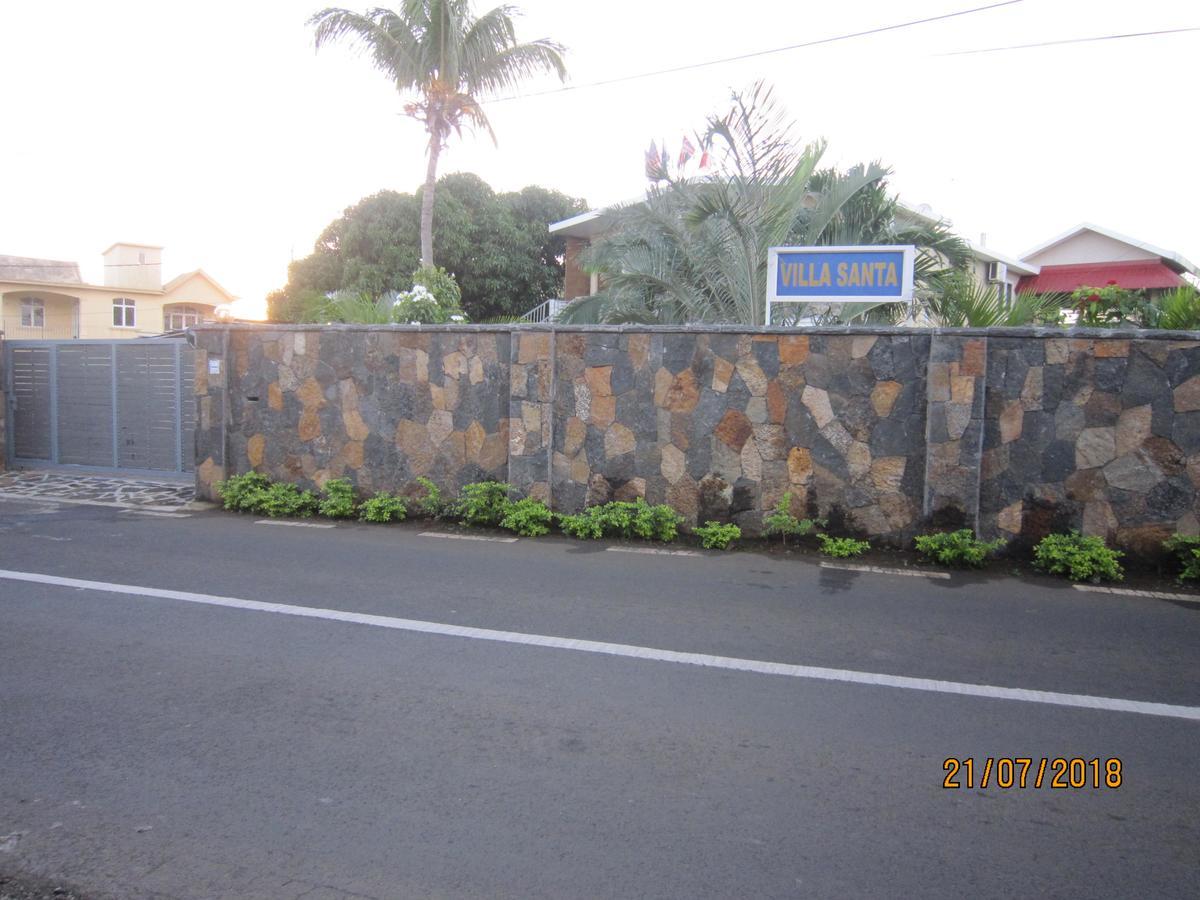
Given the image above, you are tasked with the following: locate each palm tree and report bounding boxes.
[561,82,971,326]
[309,1,566,268]
[921,272,1066,327]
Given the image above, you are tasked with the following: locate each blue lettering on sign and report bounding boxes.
[775,250,907,298]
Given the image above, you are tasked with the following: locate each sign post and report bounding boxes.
[766,245,916,325]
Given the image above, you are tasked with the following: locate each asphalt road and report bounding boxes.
[1,496,1198,898]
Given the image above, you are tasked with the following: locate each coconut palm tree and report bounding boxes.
[309,1,566,268]
[561,82,972,326]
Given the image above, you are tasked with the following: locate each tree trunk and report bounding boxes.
[420,132,442,269]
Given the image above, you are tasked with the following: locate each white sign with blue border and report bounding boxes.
[766,245,916,323]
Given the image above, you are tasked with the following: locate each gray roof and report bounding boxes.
[0,254,83,284]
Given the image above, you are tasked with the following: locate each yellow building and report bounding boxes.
[0,242,235,339]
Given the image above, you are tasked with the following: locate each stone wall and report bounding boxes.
[192,328,513,502]
[541,330,929,539]
[979,336,1200,554]
[192,324,1200,552]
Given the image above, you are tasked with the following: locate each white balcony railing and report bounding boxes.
[521,298,571,323]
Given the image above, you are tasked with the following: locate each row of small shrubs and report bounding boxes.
[214,473,1198,578]
[214,473,694,544]
[912,527,1125,583]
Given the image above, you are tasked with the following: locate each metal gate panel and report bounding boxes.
[5,338,193,474]
[8,346,52,461]
[179,346,196,473]
[115,343,180,471]
[55,343,116,467]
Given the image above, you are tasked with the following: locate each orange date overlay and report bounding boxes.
[943,757,1122,789]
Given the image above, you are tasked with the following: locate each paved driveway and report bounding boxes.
[0,469,194,510]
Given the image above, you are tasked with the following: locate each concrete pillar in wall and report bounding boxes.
[922,333,989,532]
[563,237,592,300]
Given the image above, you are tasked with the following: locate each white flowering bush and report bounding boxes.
[389,266,467,324]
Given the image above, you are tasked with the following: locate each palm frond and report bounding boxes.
[922,273,1066,327]
[1156,284,1200,330]
[466,39,566,94]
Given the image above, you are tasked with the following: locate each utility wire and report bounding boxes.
[936,25,1200,55]
[485,0,1026,104]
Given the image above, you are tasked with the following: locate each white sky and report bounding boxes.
[1,0,1196,317]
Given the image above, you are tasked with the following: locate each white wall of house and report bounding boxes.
[1026,231,1159,267]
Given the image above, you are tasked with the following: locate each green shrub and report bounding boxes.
[637,501,683,542]
[694,521,741,550]
[457,481,512,527]
[818,535,870,558]
[604,499,682,541]
[556,499,682,542]
[318,478,358,519]
[914,529,1005,568]
[559,510,605,539]
[215,471,272,512]
[1162,534,1200,582]
[595,500,637,538]
[500,497,554,536]
[359,491,407,523]
[763,492,824,544]
[1032,531,1124,582]
[256,482,318,518]
[413,476,446,518]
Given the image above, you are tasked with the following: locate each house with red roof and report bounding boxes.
[1016,223,1198,297]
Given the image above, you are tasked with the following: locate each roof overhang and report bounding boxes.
[967,240,1039,276]
[1017,260,1185,294]
[549,208,615,240]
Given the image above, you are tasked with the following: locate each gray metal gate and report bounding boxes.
[4,338,195,474]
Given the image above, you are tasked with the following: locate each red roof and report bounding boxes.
[1018,260,1184,294]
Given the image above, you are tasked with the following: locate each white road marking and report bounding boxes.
[254,520,336,529]
[1,567,1197,723]
[1073,584,1200,605]
[122,510,191,519]
[819,561,951,580]
[419,531,518,543]
[605,546,703,557]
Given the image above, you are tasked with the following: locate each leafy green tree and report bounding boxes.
[561,82,971,326]
[309,1,566,268]
[274,174,584,321]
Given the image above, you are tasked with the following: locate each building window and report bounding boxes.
[20,297,45,328]
[164,305,203,330]
[113,297,136,328]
